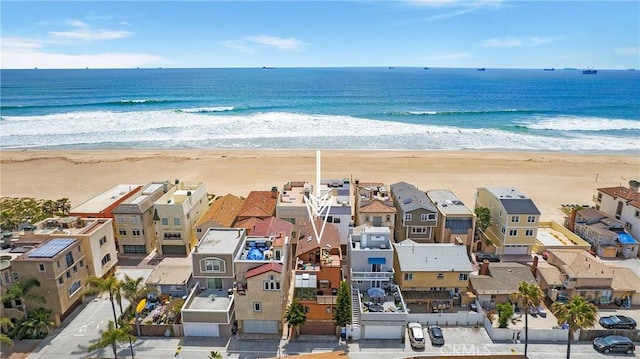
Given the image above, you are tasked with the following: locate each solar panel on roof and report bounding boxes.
[28,238,75,258]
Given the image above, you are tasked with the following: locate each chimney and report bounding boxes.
[480,260,490,276]
[271,186,278,199]
[531,256,539,279]
[629,180,640,193]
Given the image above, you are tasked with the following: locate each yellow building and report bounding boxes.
[475,187,541,255]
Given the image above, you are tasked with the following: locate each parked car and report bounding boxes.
[475,252,501,263]
[593,335,635,354]
[427,326,445,346]
[599,315,637,329]
[407,322,425,349]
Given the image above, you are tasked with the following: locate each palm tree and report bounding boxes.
[0,279,46,319]
[0,317,14,347]
[13,308,54,339]
[208,351,223,359]
[284,298,307,338]
[509,281,544,357]
[88,320,136,359]
[119,275,149,336]
[551,296,597,359]
[87,275,122,327]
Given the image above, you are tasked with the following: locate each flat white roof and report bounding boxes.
[71,184,140,213]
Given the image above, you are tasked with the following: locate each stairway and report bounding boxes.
[351,290,361,326]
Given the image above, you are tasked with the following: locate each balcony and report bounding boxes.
[350,269,394,281]
[163,232,182,240]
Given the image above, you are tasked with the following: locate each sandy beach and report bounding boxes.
[1,149,638,222]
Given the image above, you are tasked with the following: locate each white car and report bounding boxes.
[407,322,425,349]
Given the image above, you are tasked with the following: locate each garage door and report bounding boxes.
[243,320,278,334]
[365,325,403,339]
[503,245,528,255]
[162,245,187,255]
[183,322,220,337]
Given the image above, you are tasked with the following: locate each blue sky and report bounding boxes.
[1,1,639,69]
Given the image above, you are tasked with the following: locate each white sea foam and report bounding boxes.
[525,116,640,131]
[1,110,638,152]
[179,107,235,113]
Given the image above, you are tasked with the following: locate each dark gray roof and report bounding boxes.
[500,198,540,215]
[390,182,436,213]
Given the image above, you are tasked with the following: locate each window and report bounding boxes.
[38,263,45,272]
[173,218,181,226]
[421,214,429,221]
[411,227,427,234]
[161,218,169,226]
[58,277,64,285]
[386,215,391,221]
[333,217,340,224]
[65,252,74,267]
[118,229,127,236]
[404,213,412,221]
[458,273,468,281]
[319,280,330,289]
[509,229,518,237]
[525,229,534,237]
[527,216,536,223]
[501,227,506,234]
[12,273,19,281]
[72,265,78,273]
[57,260,61,268]
[264,276,281,291]
[169,286,183,292]
[635,210,640,218]
[325,306,332,314]
[201,258,224,272]
[116,216,124,223]
[101,253,111,266]
[132,230,141,236]
[437,273,444,280]
[66,271,71,278]
[253,302,262,312]
[511,216,520,223]
[79,260,84,267]
[404,273,413,281]
[275,249,281,260]
[131,216,139,224]
[99,236,107,246]
[428,213,436,220]
[196,228,202,233]
[68,280,81,296]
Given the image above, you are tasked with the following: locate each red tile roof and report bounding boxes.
[234,217,262,235]
[295,218,340,257]
[237,191,278,219]
[598,186,640,201]
[252,217,294,238]
[194,194,244,228]
[360,200,397,213]
[245,262,284,279]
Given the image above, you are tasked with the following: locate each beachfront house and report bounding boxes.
[348,225,407,340]
[390,182,438,243]
[593,180,640,243]
[10,238,88,326]
[393,241,473,313]
[181,228,244,337]
[293,218,342,335]
[193,194,244,241]
[568,208,639,258]
[426,189,476,253]
[474,187,540,256]
[112,181,174,255]
[70,184,143,219]
[353,181,396,242]
[153,180,208,256]
[233,231,290,335]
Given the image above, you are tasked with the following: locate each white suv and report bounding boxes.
[407,322,425,349]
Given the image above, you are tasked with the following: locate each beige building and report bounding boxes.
[13,216,117,279]
[112,181,174,255]
[475,187,541,255]
[427,189,476,252]
[233,231,290,335]
[594,180,640,242]
[10,238,89,326]
[393,240,473,313]
[353,181,396,242]
[153,180,208,255]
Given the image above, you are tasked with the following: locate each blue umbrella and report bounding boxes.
[368,287,385,298]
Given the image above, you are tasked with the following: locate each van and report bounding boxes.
[407,322,425,349]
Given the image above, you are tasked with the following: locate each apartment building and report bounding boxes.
[427,189,476,252]
[70,184,142,218]
[353,181,396,242]
[390,182,438,243]
[153,180,208,255]
[593,180,640,243]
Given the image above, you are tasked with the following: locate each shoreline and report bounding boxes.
[1,149,638,223]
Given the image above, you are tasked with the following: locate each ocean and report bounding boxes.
[1,67,638,153]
